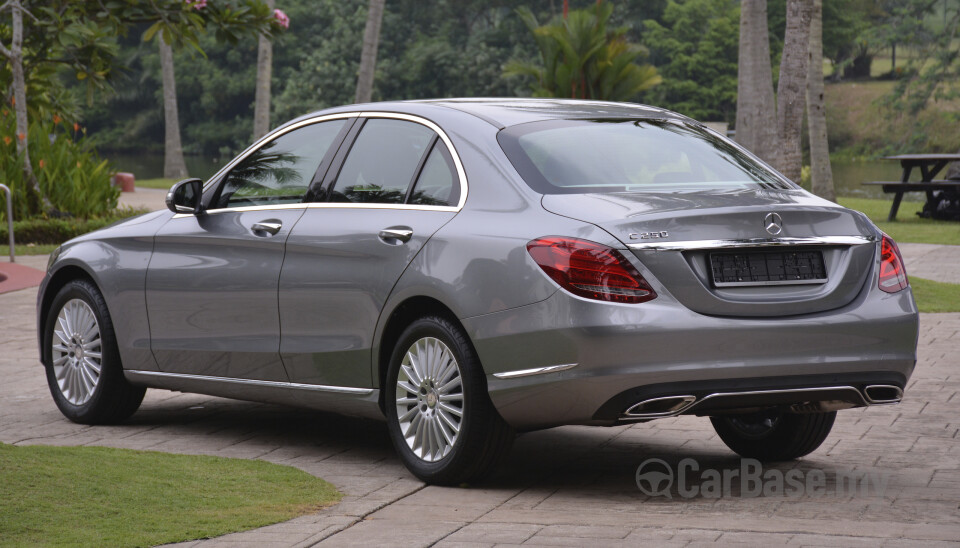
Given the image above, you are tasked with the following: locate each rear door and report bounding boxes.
[146,116,353,381]
[279,115,463,388]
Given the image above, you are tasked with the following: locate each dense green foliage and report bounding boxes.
[0,443,341,547]
[504,3,661,100]
[0,207,147,244]
[642,0,739,122]
[0,110,118,220]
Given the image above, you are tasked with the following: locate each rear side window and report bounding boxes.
[409,142,459,207]
[498,119,792,194]
[213,119,346,209]
[330,119,435,204]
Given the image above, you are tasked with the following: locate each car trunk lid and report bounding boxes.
[541,189,879,317]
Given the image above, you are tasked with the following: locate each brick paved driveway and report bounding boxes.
[1,284,958,547]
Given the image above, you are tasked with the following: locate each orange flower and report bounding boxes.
[2,136,10,145]
[53,114,62,124]
[2,109,7,116]
[9,96,14,105]
[73,122,79,132]
[39,159,45,169]
[17,132,25,141]
[77,161,82,168]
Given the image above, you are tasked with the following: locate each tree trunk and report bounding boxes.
[772,0,813,183]
[253,0,274,140]
[3,0,54,214]
[734,0,777,164]
[806,0,835,201]
[159,36,189,179]
[355,0,386,104]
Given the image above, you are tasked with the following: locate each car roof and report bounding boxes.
[300,98,686,130]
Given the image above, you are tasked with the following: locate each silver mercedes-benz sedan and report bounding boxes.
[38,99,918,484]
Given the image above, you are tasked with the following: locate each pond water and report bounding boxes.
[106,153,916,201]
[109,154,227,182]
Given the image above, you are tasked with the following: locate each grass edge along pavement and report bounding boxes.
[0,443,341,547]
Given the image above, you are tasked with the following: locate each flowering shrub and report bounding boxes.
[1,110,118,220]
[273,8,289,29]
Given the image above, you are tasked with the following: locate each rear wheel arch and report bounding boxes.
[376,296,473,414]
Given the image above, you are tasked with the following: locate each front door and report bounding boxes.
[146,117,352,381]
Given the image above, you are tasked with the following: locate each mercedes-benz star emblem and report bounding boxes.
[764,212,783,235]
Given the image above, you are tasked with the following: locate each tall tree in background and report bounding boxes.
[159,36,188,179]
[0,0,54,212]
[253,0,276,139]
[355,0,386,103]
[806,0,834,201]
[734,0,777,163]
[772,0,813,183]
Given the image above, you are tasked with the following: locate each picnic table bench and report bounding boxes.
[863,154,960,221]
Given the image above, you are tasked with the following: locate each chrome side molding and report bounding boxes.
[125,370,374,395]
[627,235,876,252]
[492,363,578,379]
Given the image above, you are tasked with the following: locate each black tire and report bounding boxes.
[710,410,836,461]
[385,315,514,485]
[43,279,145,424]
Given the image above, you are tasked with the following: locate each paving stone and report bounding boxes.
[2,249,959,547]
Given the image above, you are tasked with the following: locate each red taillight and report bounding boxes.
[526,237,656,304]
[878,234,908,293]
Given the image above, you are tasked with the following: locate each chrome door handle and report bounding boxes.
[251,221,282,235]
[378,227,413,243]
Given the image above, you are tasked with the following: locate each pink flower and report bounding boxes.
[273,8,289,29]
[185,0,207,9]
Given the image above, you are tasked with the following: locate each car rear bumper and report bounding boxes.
[461,285,919,431]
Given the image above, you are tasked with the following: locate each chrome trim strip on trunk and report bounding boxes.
[627,235,877,252]
[125,370,374,395]
[492,363,578,379]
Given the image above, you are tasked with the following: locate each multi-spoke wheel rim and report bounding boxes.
[51,299,102,406]
[395,337,464,462]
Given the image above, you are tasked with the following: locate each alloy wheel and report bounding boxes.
[51,299,102,405]
[394,336,464,462]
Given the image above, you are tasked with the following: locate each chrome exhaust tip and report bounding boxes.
[863,384,903,404]
[623,395,697,418]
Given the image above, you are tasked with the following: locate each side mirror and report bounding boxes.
[166,178,204,214]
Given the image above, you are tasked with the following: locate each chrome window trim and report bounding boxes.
[492,363,578,379]
[126,369,374,395]
[191,111,468,217]
[627,235,876,252]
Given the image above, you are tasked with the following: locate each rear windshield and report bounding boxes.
[497,119,793,194]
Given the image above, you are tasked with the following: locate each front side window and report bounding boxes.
[498,119,792,194]
[213,119,347,209]
[330,119,435,204]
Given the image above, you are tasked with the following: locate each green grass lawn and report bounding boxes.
[910,277,960,313]
[136,177,178,189]
[837,197,960,246]
[0,243,60,256]
[0,443,341,547]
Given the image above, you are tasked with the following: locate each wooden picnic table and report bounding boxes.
[862,153,960,221]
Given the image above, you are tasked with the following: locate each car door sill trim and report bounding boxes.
[125,370,374,395]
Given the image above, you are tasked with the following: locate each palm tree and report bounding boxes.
[355,0,386,104]
[806,0,835,201]
[504,2,660,102]
[734,0,777,164]
[159,35,188,179]
[772,0,813,183]
[253,0,275,139]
